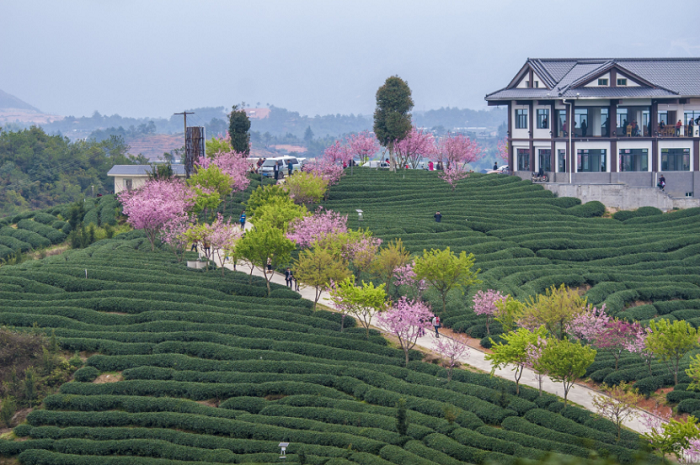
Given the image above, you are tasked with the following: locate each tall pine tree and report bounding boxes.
[228,105,251,155]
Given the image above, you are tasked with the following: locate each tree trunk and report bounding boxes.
[515,366,522,395]
[404,349,410,367]
[340,314,345,332]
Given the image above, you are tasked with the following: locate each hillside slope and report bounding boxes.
[0,232,651,465]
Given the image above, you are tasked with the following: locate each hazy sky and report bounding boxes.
[2,0,699,119]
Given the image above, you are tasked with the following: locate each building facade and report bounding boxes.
[107,165,187,193]
[486,58,700,198]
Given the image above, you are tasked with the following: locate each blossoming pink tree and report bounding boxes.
[303,158,345,185]
[159,214,193,262]
[626,326,654,376]
[434,335,469,382]
[378,297,434,366]
[208,213,244,276]
[525,336,548,396]
[286,208,348,249]
[323,140,352,166]
[496,139,509,164]
[346,131,380,165]
[565,304,610,344]
[395,127,436,169]
[393,262,427,299]
[472,289,507,335]
[119,179,194,251]
[433,134,483,190]
[593,319,645,370]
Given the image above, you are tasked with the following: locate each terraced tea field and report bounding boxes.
[0,232,652,464]
[323,169,700,396]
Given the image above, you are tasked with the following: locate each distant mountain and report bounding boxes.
[0,89,41,112]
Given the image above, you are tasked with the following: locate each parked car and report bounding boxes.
[260,157,285,177]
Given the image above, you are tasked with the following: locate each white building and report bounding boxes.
[107,165,187,193]
[486,58,700,198]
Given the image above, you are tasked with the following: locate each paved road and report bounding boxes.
[210,231,659,436]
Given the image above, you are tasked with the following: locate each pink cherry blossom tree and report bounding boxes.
[119,179,194,251]
[525,336,548,396]
[393,262,427,299]
[626,326,655,376]
[496,139,509,164]
[565,304,610,344]
[323,140,352,166]
[593,319,645,370]
[472,289,507,335]
[286,207,348,249]
[303,158,345,185]
[433,134,483,190]
[346,131,380,165]
[434,335,469,382]
[208,213,245,276]
[159,214,193,262]
[210,151,251,193]
[394,127,436,169]
[378,297,434,366]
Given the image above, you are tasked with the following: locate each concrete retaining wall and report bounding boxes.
[542,182,700,212]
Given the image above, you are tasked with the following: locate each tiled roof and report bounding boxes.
[486,58,700,101]
[107,164,187,176]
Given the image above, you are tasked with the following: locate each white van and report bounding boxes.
[260,156,302,177]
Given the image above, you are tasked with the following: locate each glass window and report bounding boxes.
[661,148,690,171]
[537,109,549,129]
[600,108,610,137]
[517,149,530,171]
[575,109,589,137]
[658,111,668,125]
[125,179,133,190]
[619,149,648,172]
[685,111,700,126]
[558,149,566,172]
[577,149,606,172]
[515,109,528,129]
[538,149,551,172]
[617,78,627,86]
[598,78,608,86]
[534,81,539,88]
[556,109,568,137]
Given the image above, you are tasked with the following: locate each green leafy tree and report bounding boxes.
[205,136,233,157]
[647,318,699,385]
[24,367,37,409]
[494,296,524,333]
[0,397,15,428]
[228,105,251,155]
[236,227,295,296]
[303,126,314,144]
[284,171,329,207]
[485,326,548,394]
[413,247,481,314]
[330,276,387,336]
[518,284,587,340]
[644,415,700,459]
[253,197,307,232]
[246,184,290,218]
[372,238,411,290]
[373,76,414,171]
[538,338,596,407]
[294,246,351,310]
[188,164,232,217]
[147,162,174,181]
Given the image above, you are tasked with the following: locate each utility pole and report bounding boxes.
[174,111,194,176]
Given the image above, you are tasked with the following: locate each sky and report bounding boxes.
[1,0,699,119]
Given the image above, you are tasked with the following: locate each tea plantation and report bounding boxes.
[322,169,700,398]
[0,231,653,464]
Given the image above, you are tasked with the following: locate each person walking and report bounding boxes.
[190,242,198,253]
[273,162,279,181]
[266,256,273,274]
[239,210,246,230]
[431,315,440,337]
[287,160,294,177]
[434,211,442,223]
[428,161,434,171]
[285,268,293,288]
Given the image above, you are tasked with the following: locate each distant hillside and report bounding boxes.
[0,89,40,112]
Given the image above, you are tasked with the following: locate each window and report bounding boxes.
[575,109,589,137]
[661,148,690,171]
[536,109,549,129]
[515,109,528,129]
[617,78,627,86]
[534,81,539,88]
[517,149,530,171]
[619,149,648,172]
[558,149,566,172]
[124,178,133,190]
[577,149,606,172]
[524,81,529,88]
[538,149,551,172]
[598,78,608,86]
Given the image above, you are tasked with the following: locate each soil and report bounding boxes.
[104,311,128,315]
[93,373,122,384]
[10,408,31,427]
[624,300,653,309]
[439,326,492,354]
[271,144,307,153]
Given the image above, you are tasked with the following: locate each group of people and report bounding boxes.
[427,161,443,171]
